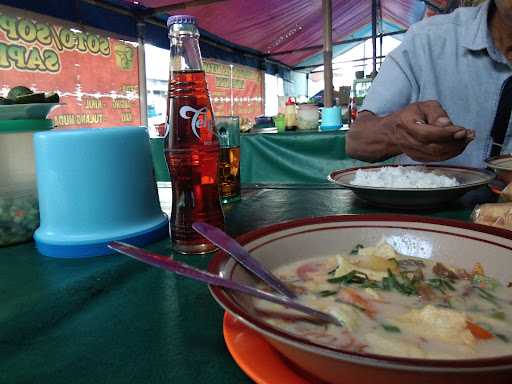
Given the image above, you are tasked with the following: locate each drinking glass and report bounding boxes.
[217,116,241,203]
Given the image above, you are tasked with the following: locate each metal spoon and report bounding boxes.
[108,241,341,326]
[192,222,297,299]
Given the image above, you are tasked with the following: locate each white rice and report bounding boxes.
[350,166,460,188]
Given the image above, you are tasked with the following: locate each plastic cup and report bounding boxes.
[274,115,286,133]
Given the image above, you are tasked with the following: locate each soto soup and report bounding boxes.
[253,243,512,359]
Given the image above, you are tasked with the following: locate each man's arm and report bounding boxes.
[347,101,475,163]
[345,47,414,162]
[346,111,401,162]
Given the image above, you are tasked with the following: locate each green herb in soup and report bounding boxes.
[253,243,512,359]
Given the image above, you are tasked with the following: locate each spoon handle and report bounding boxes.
[192,222,297,299]
[108,241,340,326]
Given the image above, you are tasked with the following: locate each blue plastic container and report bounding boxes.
[33,126,168,258]
[320,106,342,131]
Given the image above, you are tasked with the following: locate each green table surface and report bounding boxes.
[0,186,484,383]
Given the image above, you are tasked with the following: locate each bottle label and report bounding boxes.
[179,106,208,139]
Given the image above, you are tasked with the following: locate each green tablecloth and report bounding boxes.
[150,130,394,185]
[0,187,477,383]
[239,130,376,184]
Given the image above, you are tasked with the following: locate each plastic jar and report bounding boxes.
[0,119,53,246]
[297,104,320,130]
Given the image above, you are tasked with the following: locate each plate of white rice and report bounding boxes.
[328,165,495,209]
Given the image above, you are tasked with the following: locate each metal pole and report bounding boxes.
[379,33,383,66]
[143,0,228,16]
[322,0,333,107]
[371,0,378,77]
[306,72,309,98]
[137,21,148,128]
[230,64,234,116]
[309,55,387,73]
[270,30,406,58]
[379,0,383,66]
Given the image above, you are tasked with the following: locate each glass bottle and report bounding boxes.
[164,15,224,254]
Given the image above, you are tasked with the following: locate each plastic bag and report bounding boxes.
[472,202,512,229]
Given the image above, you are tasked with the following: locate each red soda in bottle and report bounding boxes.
[164,15,224,254]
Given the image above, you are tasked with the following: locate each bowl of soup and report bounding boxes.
[208,215,512,384]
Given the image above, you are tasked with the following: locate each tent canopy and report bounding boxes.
[0,0,426,72]
[128,0,426,68]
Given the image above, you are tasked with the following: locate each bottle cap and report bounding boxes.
[167,15,197,28]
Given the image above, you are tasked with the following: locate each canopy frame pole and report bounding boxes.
[306,72,309,98]
[309,55,386,73]
[272,30,406,58]
[137,21,148,128]
[143,0,228,16]
[379,0,383,66]
[371,0,378,77]
[322,0,333,107]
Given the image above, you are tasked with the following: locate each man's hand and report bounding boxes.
[392,100,475,162]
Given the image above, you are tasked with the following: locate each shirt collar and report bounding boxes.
[462,0,493,51]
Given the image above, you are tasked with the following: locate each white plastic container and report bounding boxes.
[0,119,52,246]
[297,104,320,130]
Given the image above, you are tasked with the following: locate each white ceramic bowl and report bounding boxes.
[209,215,512,384]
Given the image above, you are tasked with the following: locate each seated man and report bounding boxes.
[346,0,512,168]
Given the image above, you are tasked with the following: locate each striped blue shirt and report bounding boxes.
[361,0,512,168]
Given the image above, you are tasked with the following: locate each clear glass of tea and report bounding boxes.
[217,116,241,204]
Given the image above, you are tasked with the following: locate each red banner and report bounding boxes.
[204,59,263,130]
[0,5,141,128]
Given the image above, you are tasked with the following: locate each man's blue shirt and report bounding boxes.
[361,0,512,167]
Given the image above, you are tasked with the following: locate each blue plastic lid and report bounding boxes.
[167,15,197,28]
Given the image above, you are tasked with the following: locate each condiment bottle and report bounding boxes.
[284,97,297,131]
